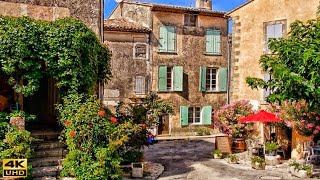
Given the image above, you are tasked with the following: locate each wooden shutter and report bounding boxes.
[135,76,145,94]
[213,30,221,54]
[199,66,206,92]
[167,26,176,52]
[173,66,183,91]
[206,29,214,54]
[202,106,212,125]
[180,106,188,126]
[158,66,167,91]
[218,67,228,92]
[159,26,168,52]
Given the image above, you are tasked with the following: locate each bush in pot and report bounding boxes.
[227,154,239,164]
[211,149,223,159]
[265,142,278,156]
[251,156,266,170]
[289,161,313,178]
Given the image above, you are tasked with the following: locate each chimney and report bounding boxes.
[195,0,212,10]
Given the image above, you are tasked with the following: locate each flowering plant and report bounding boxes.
[214,100,254,139]
[268,100,320,136]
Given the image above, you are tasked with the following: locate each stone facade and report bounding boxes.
[105,1,228,135]
[228,0,319,104]
[0,0,103,38]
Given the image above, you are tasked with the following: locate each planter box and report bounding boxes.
[131,163,144,178]
[265,155,280,166]
[290,166,311,179]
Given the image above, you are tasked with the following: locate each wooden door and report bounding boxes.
[158,115,169,135]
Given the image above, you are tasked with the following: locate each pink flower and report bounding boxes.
[285,121,292,128]
[307,123,315,128]
[314,130,319,135]
[316,126,320,130]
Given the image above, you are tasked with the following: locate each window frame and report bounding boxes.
[184,13,198,27]
[263,20,287,54]
[166,66,173,91]
[158,26,177,53]
[188,106,201,124]
[134,75,146,95]
[133,43,148,60]
[205,29,221,55]
[205,67,218,91]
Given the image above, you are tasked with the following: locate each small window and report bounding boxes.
[158,66,183,92]
[206,29,221,55]
[159,26,176,52]
[167,67,173,91]
[135,76,146,95]
[206,68,217,91]
[262,73,272,102]
[265,21,286,53]
[188,107,201,124]
[134,43,148,59]
[184,14,197,27]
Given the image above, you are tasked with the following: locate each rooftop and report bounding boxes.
[104,18,151,33]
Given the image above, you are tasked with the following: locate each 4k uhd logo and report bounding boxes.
[2,159,27,178]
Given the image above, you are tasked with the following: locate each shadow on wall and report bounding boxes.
[181,72,189,100]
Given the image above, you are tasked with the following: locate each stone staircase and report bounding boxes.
[31,131,67,180]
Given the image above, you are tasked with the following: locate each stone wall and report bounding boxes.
[1,0,102,38]
[229,0,318,103]
[151,11,228,133]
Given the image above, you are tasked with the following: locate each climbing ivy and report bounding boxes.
[0,16,111,97]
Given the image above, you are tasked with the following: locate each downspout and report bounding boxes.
[227,17,232,104]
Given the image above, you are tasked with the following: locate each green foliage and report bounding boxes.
[121,150,144,165]
[265,142,278,153]
[227,154,239,163]
[212,149,222,156]
[57,94,141,179]
[196,128,211,136]
[251,156,265,165]
[246,18,320,110]
[0,16,111,97]
[9,110,36,121]
[294,164,313,175]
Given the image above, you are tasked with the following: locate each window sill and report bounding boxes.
[202,91,226,93]
[204,53,222,56]
[157,51,178,55]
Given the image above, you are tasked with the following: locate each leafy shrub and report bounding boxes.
[265,142,278,155]
[251,156,265,165]
[121,150,144,165]
[227,154,239,163]
[196,128,210,136]
[58,94,141,179]
[214,100,254,139]
[212,149,222,156]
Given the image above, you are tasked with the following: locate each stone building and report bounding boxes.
[104,0,228,135]
[228,0,319,105]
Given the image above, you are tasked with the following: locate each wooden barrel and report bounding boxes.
[232,138,246,152]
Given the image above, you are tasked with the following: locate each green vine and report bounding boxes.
[0,16,111,97]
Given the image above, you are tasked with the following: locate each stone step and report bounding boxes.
[32,166,62,178]
[31,157,63,167]
[33,176,57,180]
[34,148,67,158]
[32,141,66,150]
[31,132,60,141]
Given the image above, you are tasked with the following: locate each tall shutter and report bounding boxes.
[159,26,168,52]
[173,66,183,91]
[167,26,176,52]
[218,67,228,92]
[199,66,206,92]
[202,106,212,125]
[180,106,188,126]
[263,73,271,99]
[135,76,146,94]
[213,30,221,54]
[158,66,167,91]
[206,29,214,54]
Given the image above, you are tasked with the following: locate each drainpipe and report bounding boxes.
[227,17,232,105]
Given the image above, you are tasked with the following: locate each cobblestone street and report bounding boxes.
[144,138,301,180]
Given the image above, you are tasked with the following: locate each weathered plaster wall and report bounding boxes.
[229,0,318,103]
[109,2,152,28]
[103,32,150,107]
[151,11,228,133]
[1,0,102,38]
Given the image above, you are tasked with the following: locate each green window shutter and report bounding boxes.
[167,26,176,52]
[206,29,214,54]
[218,67,228,92]
[158,66,167,91]
[173,66,183,91]
[159,26,168,52]
[213,30,221,54]
[202,106,212,125]
[180,106,188,126]
[199,66,206,92]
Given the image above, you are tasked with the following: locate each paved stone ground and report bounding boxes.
[143,138,303,180]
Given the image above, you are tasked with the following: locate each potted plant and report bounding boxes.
[131,162,144,178]
[211,149,223,159]
[251,156,266,170]
[265,142,278,156]
[8,111,36,130]
[289,161,313,178]
[227,154,239,164]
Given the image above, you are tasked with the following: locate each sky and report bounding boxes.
[104,0,249,19]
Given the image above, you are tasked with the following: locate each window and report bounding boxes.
[188,107,201,124]
[159,26,176,52]
[199,66,227,92]
[134,43,148,59]
[265,21,285,53]
[180,106,212,125]
[184,14,197,27]
[158,65,183,92]
[206,68,217,91]
[205,29,221,55]
[262,73,272,102]
[135,76,146,95]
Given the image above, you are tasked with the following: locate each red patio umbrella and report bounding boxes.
[238,110,281,123]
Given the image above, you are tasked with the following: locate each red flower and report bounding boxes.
[64,121,70,126]
[69,131,76,137]
[141,123,147,129]
[110,117,118,123]
[98,110,105,117]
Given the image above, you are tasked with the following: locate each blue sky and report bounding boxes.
[104,0,249,18]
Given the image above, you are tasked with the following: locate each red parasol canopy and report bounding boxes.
[238,110,281,123]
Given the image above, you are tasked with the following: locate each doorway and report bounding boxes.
[158,115,169,135]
